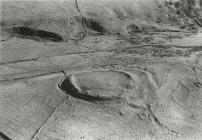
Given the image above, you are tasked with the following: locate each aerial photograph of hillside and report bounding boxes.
[0,0,202,139]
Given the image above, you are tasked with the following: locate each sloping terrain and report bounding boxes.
[0,0,202,140]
